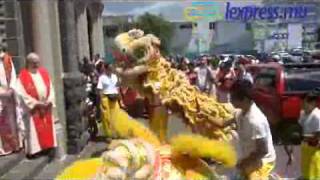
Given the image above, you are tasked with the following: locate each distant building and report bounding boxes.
[168,20,255,55]
[211,21,255,54]
[169,21,193,54]
[102,15,134,63]
[252,22,289,53]
[252,0,320,52]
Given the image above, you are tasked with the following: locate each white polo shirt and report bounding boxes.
[237,103,276,164]
[97,73,119,95]
[299,107,320,136]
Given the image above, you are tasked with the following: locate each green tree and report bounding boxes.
[135,13,174,55]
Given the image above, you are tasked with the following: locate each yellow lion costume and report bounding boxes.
[57,29,237,180]
[57,112,236,180]
[113,29,235,141]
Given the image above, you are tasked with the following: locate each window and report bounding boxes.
[104,25,119,37]
[209,22,215,30]
[179,23,193,29]
[245,23,252,31]
[285,69,320,92]
[254,68,277,89]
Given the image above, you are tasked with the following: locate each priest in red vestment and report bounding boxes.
[17,53,56,156]
[0,48,24,156]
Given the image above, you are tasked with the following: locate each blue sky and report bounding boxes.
[103,2,185,21]
[103,1,262,21]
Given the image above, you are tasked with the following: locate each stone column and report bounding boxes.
[58,0,78,73]
[87,1,105,58]
[47,0,68,159]
[30,0,55,73]
[59,0,89,154]
[75,0,90,61]
[30,0,67,158]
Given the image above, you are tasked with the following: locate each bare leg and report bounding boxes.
[148,95,168,143]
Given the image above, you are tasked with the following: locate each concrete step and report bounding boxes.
[81,140,109,158]
[1,156,49,180]
[34,155,76,180]
[0,152,24,177]
[35,140,108,180]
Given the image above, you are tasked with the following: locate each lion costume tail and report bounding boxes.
[110,107,161,147]
[170,134,237,168]
[56,109,160,180]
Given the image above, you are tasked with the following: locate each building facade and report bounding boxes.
[102,15,134,63]
[0,0,105,157]
[253,0,320,52]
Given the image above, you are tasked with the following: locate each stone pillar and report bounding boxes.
[58,0,78,73]
[30,0,55,73]
[47,0,68,159]
[59,0,89,154]
[87,1,105,58]
[29,0,67,158]
[75,0,90,61]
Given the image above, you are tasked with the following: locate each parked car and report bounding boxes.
[289,48,313,63]
[310,50,320,62]
[289,49,304,63]
[310,42,320,50]
[270,51,294,64]
[246,63,320,143]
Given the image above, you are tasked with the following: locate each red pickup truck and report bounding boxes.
[246,63,320,143]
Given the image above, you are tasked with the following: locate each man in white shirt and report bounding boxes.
[194,55,213,94]
[298,90,320,179]
[97,63,119,137]
[97,71,119,96]
[230,79,276,179]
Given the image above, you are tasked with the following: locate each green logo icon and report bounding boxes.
[184,2,223,21]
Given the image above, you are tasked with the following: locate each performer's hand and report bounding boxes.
[32,102,46,115]
[45,102,52,108]
[237,159,251,171]
[236,161,245,171]
[7,88,14,96]
[238,158,261,175]
[109,64,115,72]
[0,88,14,97]
[35,102,46,109]
[115,67,123,75]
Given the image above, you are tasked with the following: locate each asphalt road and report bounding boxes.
[274,145,301,178]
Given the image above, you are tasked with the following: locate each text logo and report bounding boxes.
[268,33,288,40]
[184,1,222,21]
[225,2,312,21]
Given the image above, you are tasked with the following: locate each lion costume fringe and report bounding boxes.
[57,108,236,180]
[56,29,237,180]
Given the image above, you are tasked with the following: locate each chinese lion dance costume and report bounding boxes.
[56,29,237,179]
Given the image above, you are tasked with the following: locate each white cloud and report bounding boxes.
[128,2,179,16]
[102,1,264,20]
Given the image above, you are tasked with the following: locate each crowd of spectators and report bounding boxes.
[77,53,258,132]
[166,54,255,103]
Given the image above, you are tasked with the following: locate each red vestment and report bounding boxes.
[19,67,54,150]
